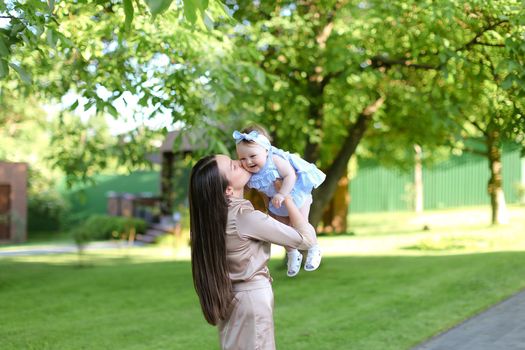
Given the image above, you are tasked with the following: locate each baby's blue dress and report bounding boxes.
[247,146,326,217]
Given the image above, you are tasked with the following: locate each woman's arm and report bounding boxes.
[237,199,316,250]
[271,155,297,208]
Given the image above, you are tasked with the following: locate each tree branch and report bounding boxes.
[460,19,509,51]
[363,95,385,116]
[369,56,438,70]
[467,117,488,136]
[368,19,510,72]
[474,42,505,47]
[463,146,489,157]
[316,22,334,49]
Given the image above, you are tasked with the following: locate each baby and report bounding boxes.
[233,126,325,277]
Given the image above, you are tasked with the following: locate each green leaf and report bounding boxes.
[197,0,209,11]
[203,12,214,30]
[0,35,10,57]
[84,101,95,111]
[501,75,514,90]
[123,0,134,31]
[69,100,79,111]
[184,1,197,24]
[0,59,9,78]
[9,63,31,84]
[46,29,58,49]
[10,22,25,36]
[145,0,173,17]
[255,69,266,87]
[107,104,119,117]
[48,0,55,12]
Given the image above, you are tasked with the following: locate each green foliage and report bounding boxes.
[0,0,236,186]
[123,0,134,31]
[27,190,71,233]
[145,0,174,17]
[1,0,524,207]
[0,0,224,80]
[47,113,159,188]
[71,214,146,246]
[221,0,525,166]
[0,90,68,203]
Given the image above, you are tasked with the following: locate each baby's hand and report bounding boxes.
[272,193,285,208]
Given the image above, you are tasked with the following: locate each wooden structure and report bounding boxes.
[105,129,207,244]
[107,192,161,219]
[0,162,28,243]
[158,129,207,216]
[106,191,167,243]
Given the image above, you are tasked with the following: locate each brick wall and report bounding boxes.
[0,162,28,243]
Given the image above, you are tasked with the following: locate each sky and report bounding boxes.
[56,89,180,135]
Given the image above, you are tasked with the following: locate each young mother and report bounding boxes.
[189,154,317,349]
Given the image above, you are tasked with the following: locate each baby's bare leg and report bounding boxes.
[298,195,317,245]
[301,195,321,271]
[298,195,312,221]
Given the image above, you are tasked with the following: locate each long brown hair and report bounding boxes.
[189,155,232,325]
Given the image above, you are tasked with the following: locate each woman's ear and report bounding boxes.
[225,185,234,197]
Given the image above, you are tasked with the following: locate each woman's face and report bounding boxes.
[215,155,251,191]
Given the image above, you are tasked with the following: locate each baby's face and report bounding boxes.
[236,142,268,174]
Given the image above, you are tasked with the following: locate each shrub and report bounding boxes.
[28,191,71,233]
[71,215,147,246]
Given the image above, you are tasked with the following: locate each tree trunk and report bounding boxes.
[310,97,385,227]
[160,152,174,216]
[486,128,509,225]
[319,170,349,233]
[414,144,424,213]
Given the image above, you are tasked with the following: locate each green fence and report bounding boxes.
[62,147,523,218]
[349,146,524,213]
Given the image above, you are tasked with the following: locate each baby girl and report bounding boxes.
[233,126,325,277]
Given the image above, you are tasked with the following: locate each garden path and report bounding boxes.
[413,289,525,350]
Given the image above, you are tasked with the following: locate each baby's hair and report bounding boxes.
[240,123,273,143]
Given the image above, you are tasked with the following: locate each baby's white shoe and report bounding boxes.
[304,245,322,271]
[286,249,303,277]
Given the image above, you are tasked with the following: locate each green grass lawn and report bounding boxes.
[1,205,525,349]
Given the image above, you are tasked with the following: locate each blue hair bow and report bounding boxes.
[232,130,272,150]
[233,130,259,143]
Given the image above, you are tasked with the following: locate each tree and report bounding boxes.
[0,0,222,81]
[428,5,525,224]
[1,0,524,228]
[0,0,235,186]
[449,79,524,225]
[0,88,56,191]
[214,0,525,226]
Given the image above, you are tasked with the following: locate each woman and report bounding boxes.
[189,154,317,349]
